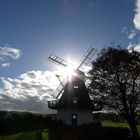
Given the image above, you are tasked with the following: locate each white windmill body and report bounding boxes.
[48,48,97,125]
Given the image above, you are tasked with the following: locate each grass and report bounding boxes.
[102,121,140,135]
[0,129,49,140]
[42,129,49,140]
[102,122,130,128]
[0,122,139,140]
[0,133,21,140]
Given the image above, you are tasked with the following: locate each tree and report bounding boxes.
[89,46,140,138]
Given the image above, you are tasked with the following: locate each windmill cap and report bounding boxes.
[73,69,86,80]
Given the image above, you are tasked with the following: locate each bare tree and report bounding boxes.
[89,46,140,138]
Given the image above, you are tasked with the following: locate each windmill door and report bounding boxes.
[72,114,77,125]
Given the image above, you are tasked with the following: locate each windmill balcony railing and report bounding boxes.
[48,100,59,109]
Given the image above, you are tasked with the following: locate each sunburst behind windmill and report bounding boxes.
[47,47,97,125]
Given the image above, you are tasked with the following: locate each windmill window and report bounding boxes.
[73,114,77,119]
[73,97,78,104]
[72,114,77,125]
[74,85,78,88]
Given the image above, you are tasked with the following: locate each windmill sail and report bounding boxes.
[52,78,67,99]
[48,54,70,99]
[48,78,67,109]
[48,54,69,67]
[78,47,96,71]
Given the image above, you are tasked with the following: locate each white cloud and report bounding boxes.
[127,42,134,51]
[122,26,136,39]
[134,43,140,52]
[127,42,140,52]
[128,30,136,39]
[1,63,10,67]
[0,70,59,114]
[127,0,140,52]
[0,45,21,68]
[1,77,14,90]
[133,0,140,30]
[0,46,21,60]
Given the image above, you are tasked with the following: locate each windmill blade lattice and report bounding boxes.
[77,47,96,71]
[48,54,70,99]
[48,54,69,67]
[52,78,67,99]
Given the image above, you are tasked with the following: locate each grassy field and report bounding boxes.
[102,122,140,135]
[0,122,139,140]
[0,129,49,140]
[102,122,130,128]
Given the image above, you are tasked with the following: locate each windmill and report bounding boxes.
[47,47,97,125]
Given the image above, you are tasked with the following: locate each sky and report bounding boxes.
[0,0,140,114]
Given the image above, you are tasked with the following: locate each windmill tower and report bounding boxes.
[48,47,97,125]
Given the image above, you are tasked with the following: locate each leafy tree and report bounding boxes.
[89,46,140,138]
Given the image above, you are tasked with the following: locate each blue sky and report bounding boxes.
[0,0,140,114]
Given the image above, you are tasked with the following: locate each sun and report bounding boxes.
[66,63,76,75]
[66,63,78,81]
[54,59,78,81]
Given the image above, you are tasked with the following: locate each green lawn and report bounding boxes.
[102,122,140,135]
[0,122,140,140]
[102,122,130,128]
[0,129,49,140]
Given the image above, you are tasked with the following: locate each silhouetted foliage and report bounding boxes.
[89,46,140,138]
[0,110,57,135]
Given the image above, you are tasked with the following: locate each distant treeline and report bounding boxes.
[0,110,58,135]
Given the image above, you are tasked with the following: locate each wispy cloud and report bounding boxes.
[122,27,136,40]
[133,43,140,52]
[0,70,59,114]
[127,42,140,52]
[122,26,127,33]
[133,0,140,30]
[127,42,133,51]
[128,30,136,39]
[0,45,21,60]
[0,45,21,67]
[127,0,140,52]
[1,63,10,67]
